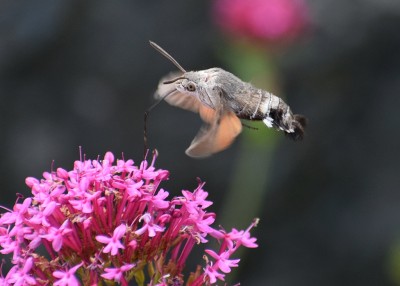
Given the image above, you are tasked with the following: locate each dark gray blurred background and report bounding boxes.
[1,1,400,285]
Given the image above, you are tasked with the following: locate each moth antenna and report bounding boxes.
[149,41,187,73]
[163,76,185,84]
[143,89,180,158]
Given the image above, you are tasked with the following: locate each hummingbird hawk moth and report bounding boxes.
[148,41,306,158]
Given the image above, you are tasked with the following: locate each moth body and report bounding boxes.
[175,67,306,141]
[150,41,306,157]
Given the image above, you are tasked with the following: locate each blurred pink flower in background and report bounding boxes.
[213,0,309,42]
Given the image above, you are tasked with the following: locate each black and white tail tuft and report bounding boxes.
[285,114,307,141]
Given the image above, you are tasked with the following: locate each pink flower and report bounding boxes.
[0,236,18,255]
[211,218,259,254]
[181,184,213,212]
[41,219,72,252]
[27,200,56,227]
[213,0,309,42]
[205,249,240,273]
[101,263,135,282]
[96,224,126,255]
[6,198,32,226]
[126,180,144,200]
[203,264,225,284]
[230,228,259,248]
[140,188,170,209]
[68,190,99,213]
[134,213,165,237]
[211,227,258,249]
[7,257,36,285]
[53,262,83,286]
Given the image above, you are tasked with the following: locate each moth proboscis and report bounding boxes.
[145,41,307,158]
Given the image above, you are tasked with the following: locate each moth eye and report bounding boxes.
[186,82,196,92]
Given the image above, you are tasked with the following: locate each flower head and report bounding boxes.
[0,151,258,285]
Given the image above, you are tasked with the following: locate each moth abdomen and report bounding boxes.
[243,90,305,140]
[285,114,307,140]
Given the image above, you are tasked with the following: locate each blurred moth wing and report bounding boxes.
[186,107,242,158]
[154,72,200,113]
[154,72,243,158]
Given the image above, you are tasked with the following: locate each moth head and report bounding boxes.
[180,71,221,109]
[177,78,198,94]
[164,71,199,95]
[162,72,199,94]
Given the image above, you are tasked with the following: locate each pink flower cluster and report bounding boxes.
[0,152,258,285]
[213,0,309,42]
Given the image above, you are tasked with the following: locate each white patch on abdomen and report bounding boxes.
[263,117,274,128]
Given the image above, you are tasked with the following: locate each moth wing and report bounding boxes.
[154,72,200,113]
[198,104,217,124]
[186,105,242,158]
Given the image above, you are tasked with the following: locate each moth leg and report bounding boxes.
[242,122,258,130]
